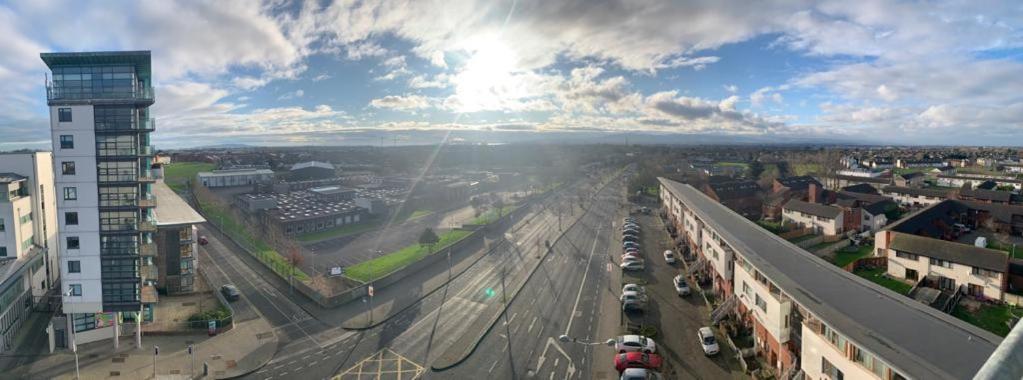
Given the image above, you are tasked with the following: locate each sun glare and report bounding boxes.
[451,41,526,113]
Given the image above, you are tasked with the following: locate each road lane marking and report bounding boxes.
[564,223,603,335]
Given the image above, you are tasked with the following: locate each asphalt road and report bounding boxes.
[239,174,606,379]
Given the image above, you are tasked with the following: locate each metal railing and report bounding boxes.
[46,85,154,103]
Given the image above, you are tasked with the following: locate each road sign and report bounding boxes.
[367,285,375,297]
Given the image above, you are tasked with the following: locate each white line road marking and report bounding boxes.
[528,316,537,333]
[489,361,499,373]
[565,224,602,335]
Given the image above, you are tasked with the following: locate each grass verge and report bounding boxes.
[345,229,472,282]
[197,199,310,281]
[469,205,517,225]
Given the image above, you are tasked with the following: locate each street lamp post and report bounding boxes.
[65,289,80,380]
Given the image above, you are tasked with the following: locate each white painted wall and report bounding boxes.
[801,324,882,380]
[886,248,1003,299]
[734,260,790,343]
[702,227,734,280]
[782,208,843,235]
[1,152,61,289]
[51,105,103,314]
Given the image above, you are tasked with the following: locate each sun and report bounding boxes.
[450,40,526,113]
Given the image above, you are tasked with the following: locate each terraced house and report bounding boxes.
[659,177,1000,380]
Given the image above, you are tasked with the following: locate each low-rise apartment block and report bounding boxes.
[660,177,1000,380]
[875,200,1022,302]
[782,199,844,235]
[881,186,949,208]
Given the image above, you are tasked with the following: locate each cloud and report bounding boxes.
[408,73,451,89]
[643,91,781,132]
[369,94,433,111]
[278,89,304,100]
[656,56,721,71]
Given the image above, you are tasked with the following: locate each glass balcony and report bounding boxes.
[140,241,157,257]
[139,118,155,132]
[138,171,157,183]
[140,264,158,280]
[139,219,157,232]
[138,145,153,157]
[138,195,156,208]
[46,84,154,104]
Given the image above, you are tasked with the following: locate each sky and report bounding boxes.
[1,0,1023,149]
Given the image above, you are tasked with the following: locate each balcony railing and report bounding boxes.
[138,145,153,157]
[141,264,158,280]
[139,118,155,132]
[138,196,156,208]
[139,219,157,232]
[46,84,154,104]
[139,171,157,182]
[140,241,157,257]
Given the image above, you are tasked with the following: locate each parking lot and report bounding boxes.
[594,205,745,379]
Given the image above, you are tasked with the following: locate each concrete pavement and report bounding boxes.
[13,317,276,380]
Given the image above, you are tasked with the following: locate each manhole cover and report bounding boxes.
[109,371,120,376]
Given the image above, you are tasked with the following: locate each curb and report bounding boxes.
[217,335,280,379]
[431,174,620,371]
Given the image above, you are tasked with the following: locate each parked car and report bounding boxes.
[620,368,663,380]
[622,229,640,236]
[623,235,640,243]
[220,284,240,301]
[198,236,209,245]
[622,298,644,312]
[697,327,720,355]
[622,256,644,265]
[622,227,641,234]
[615,335,656,353]
[621,261,645,271]
[620,290,648,303]
[622,252,642,260]
[623,242,640,249]
[662,250,676,264]
[622,284,646,294]
[673,275,690,296]
[614,352,663,374]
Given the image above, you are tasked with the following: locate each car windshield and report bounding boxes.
[703,336,716,345]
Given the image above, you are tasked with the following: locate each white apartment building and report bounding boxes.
[660,177,999,380]
[782,199,844,236]
[0,152,60,290]
[880,186,948,208]
[0,171,53,352]
[43,51,157,346]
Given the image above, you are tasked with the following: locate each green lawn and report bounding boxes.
[164,162,215,192]
[832,245,872,267]
[854,267,911,295]
[808,241,837,252]
[892,167,927,175]
[469,205,517,225]
[408,209,433,220]
[952,303,1022,337]
[197,199,309,281]
[792,163,822,176]
[345,229,472,282]
[643,186,659,197]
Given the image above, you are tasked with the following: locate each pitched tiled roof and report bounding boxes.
[775,175,821,191]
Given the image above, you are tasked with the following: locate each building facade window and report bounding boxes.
[929,258,952,268]
[822,357,843,380]
[72,313,94,332]
[755,294,767,312]
[66,236,80,250]
[68,284,82,296]
[63,187,77,200]
[58,107,73,122]
[0,218,4,231]
[65,212,78,225]
[61,161,76,175]
[101,258,139,279]
[99,211,137,232]
[100,235,139,256]
[19,212,31,224]
[972,267,999,278]
[0,247,6,257]
[68,260,81,273]
[59,135,74,149]
[895,251,918,260]
[102,282,140,303]
[98,186,138,206]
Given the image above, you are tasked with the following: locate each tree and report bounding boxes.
[749,161,765,179]
[419,228,440,253]
[494,197,506,218]
[470,196,484,217]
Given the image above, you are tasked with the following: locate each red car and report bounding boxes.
[614,352,663,373]
[198,236,209,246]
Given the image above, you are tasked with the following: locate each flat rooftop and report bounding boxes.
[153,182,206,226]
[660,178,999,380]
[197,169,273,178]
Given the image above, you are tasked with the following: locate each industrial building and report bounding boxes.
[197,168,274,188]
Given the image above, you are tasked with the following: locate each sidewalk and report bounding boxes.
[15,318,276,379]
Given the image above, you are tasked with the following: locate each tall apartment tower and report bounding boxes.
[42,52,157,335]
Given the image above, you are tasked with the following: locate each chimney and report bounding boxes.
[808,182,819,204]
